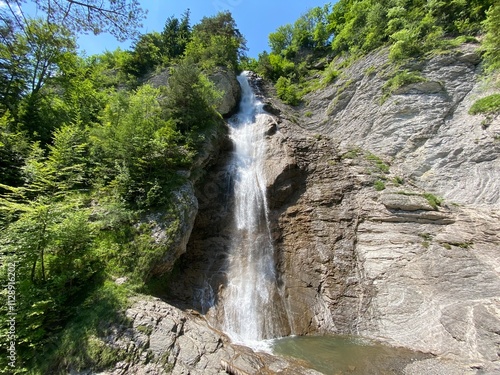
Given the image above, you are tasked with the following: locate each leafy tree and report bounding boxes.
[0,17,28,116]
[22,124,91,196]
[127,31,165,76]
[0,112,29,188]
[163,60,222,136]
[185,11,247,71]
[23,19,76,95]
[2,0,146,41]
[88,48,136,87]
[327,0,493,61]
[0,197,99,371]
[269,24,294,55]
[275,76,300,105]
[0,18,77,143]
[162,10,191,61]
[269,5,333,57]
[91,85,191,206]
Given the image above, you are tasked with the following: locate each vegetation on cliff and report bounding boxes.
[0,3,246,372]
[243,0,499,105]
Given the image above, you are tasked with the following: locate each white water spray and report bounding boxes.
[220,72,290,346]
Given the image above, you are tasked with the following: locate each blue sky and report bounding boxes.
[76,0,335,58]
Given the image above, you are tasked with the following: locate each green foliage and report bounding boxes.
[322,64,340,85]
[164,61,222,135]
[238,56,260,72]
[258,4,333,83]
[276,76,301,106]
[162,10,191,61]
[126,32,166,76]
[393,176,405,186]
[0,113,30,187]
[269,24,294,55]
[328,0,493,62]
[482,4,500,72]
[10,0,146,42]
[0,5,246,374]
[0,197,100,371]
[366,152,390,173]
[374,179,386,191]
[341,147,362,159]
[92,85,190,206]
[39,281,132,373]
[423,192,443,209]
[184,11,247,72]
[0,18,77,144]
[469,94,500,115]
[388,28,423,60]
[382,70,427,102]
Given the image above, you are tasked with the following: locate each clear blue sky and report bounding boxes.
[76,0,335,58]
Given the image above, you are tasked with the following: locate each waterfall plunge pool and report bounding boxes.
[269,334,432,375]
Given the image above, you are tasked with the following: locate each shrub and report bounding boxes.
[276,76,301,106]
[469,94,500,115]
[381,70,427,102]
[374,179,386,191]
[366,152,390,173]
[322,65,340,85]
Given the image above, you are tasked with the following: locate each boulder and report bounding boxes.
[209,68,241,116]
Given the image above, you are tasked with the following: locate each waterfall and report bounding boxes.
[220,72,290,346]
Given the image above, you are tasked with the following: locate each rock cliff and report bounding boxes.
[93,45,499,374]
[171,45,500,374]
[256,45,500,373]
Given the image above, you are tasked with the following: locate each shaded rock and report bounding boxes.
[143,182,198,277]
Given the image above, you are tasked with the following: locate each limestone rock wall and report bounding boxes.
[301,44,500,208]
[254,46,500,373]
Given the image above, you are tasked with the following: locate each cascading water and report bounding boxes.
[220,72,290,346]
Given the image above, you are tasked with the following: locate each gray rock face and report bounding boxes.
[144,182,198,277]
[91,297,323,375]
[302,44,500,208]
[209,68,241,116]
[250,46,500,373]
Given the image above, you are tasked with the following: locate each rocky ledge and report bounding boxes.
[83,297,322,375]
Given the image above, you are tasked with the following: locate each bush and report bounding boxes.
[423,192,443,210]
[276,76,301,106]
[374,179,386,191]
[322,65,340,85]
[366,152,390,173]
